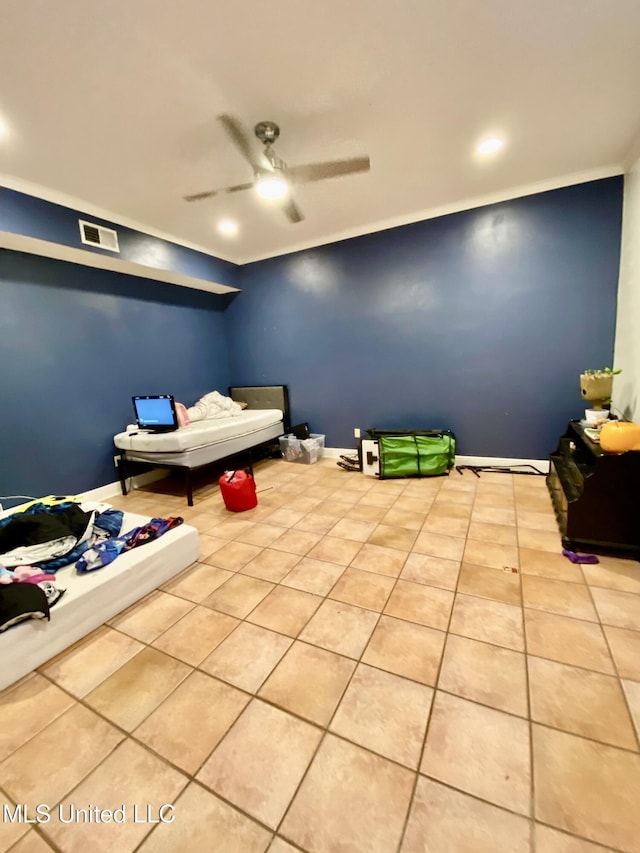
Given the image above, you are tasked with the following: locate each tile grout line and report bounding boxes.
[197,541,639,634]
[2,692,132,853]
[142,578,638,744]
[394,474,474,853]
[532,819,628,853]
[519,506,537,852]
[4,464,637,851]
[111,472,400,838]
[102,614,640,759]
[579,562,640,754]
[270,480,418,847]
[31,666,282,848]
[3,703,622,853]
[320,480,434,851]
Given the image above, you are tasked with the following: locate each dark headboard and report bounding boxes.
[229,385,290,431]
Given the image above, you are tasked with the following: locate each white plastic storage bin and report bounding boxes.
[279,433,325,464]
[301,434,325,463]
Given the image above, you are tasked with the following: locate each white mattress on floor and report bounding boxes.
[0,511,199,691]
[114,409,283,453]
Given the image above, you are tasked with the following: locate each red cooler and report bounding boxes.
[219,469,257,512]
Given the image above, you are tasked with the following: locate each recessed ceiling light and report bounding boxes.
[0,112,11,143]
[217,219,238,236]
[255,175,289,200]
[477,137,504,155]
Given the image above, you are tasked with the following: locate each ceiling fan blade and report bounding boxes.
[287,155,370,185]
[183,189,217,202]
[282,195,304,224]
[224,182,254,194]
[218,114,269,172]
[184,181,254,202]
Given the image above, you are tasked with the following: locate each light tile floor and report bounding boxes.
[1,459,640,852]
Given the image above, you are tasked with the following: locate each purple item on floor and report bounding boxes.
[562,548,599,564]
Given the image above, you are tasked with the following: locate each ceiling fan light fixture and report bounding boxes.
[255,174,289,200]
[185,116,370,225]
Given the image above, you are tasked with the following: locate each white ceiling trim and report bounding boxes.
[623,130,640,170]
[237,164,624,265]
[1,164,623,269]
[0,172,238,265]
[3,1,639,264]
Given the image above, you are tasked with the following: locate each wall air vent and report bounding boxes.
[79,220,120,252]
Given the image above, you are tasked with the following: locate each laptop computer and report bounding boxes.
[132,395,179,432]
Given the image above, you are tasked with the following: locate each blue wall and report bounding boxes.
[0,187,239,287]
[0,176,624,502]
[226,178,623,458]
[0,251,232,499]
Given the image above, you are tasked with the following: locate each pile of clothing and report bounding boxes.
[0,496,182,633]
[187,390,243,422]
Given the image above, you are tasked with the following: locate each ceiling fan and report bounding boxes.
[183,115,371,223]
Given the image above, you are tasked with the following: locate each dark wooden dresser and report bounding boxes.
[547,420,640,558]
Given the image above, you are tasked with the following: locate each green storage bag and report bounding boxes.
[378,433,455,478]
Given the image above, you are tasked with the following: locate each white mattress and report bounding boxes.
[114,409,283,453]
[0,511,199,691]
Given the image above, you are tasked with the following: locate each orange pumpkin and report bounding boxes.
[599,421,640,452]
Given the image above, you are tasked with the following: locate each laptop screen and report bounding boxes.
[132,395,179,432]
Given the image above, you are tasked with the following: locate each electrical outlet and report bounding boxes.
[354,428,361,438]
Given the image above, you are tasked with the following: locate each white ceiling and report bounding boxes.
[1,0,639,265]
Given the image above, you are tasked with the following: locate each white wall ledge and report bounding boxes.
[0,231,240,295]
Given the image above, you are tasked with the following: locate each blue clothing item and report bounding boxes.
[123,517,183,549]
[76,517,183,573]
[35,510,124,573]
[76,538,127,573]
[36,539,92,573]
[96,509,124,538]
[0,566,15,582]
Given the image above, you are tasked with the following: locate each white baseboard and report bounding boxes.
[322,447,357,459]
[0,470,164,517]
[323,446,549,473]
[86,450,548,502]
[455,455,549,473]
[81,469,168,502]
